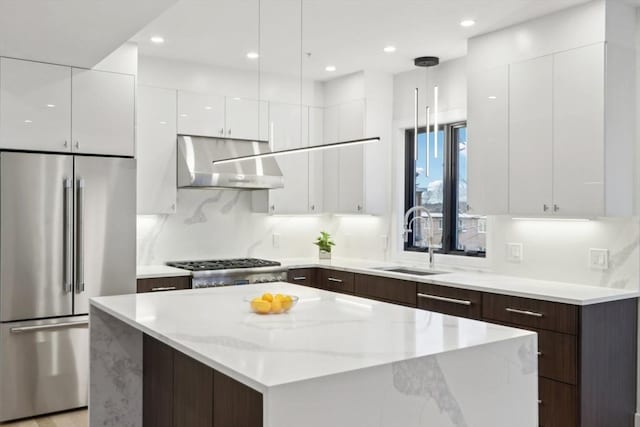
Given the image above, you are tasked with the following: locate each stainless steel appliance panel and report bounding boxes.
[0,316,88,422]
[0,153,74,321]
[73,156,136,314]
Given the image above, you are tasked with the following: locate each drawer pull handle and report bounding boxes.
[537,351,543,357]
[327,277,343,283]
[293,276,307,280]
[418,293,472,306]
[11,320,88,333]
[538,400,542,405]
[151,286,177,292]
[505,308,544,318]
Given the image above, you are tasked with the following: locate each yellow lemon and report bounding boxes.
[251,298,271,314]
[270,298,283,314]
[282,295,293,311]
[274,294,284,302]
[261,293,273,302]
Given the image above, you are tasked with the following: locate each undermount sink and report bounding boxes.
[373,267,443,276]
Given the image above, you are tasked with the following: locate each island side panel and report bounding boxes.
[90,306,143,427]
[264,333,538,427]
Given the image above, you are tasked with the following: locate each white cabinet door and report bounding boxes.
[322,105,340,212]
[225,97,268,141]
[337,100,365,213]
[0,58,71,152]
[137,86,177,214]
[71,69,135,156]
[508,56,553,215]
[467,65,509,215]
[552,44,605,217]
[267,102,308,214]
[308,106,324,213]
[177,91,225,137]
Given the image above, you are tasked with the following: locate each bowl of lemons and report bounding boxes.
[246,292,298,315]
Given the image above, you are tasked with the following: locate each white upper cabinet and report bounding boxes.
[71,68,135,156]
[466,65,509,215]
[0,58,72,152]
[264,102,309,214]
[177,91,225,137]
[508,55,554,215]
[307,106,324,213]
[552,43,604,217]
[137,86,177,214]
[225,97,268,141]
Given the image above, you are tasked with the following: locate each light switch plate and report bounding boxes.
[589,248,609,270]
[506,243,523,263]
[272,233,280,249]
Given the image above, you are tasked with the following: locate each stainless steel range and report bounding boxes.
[166,258,287,288]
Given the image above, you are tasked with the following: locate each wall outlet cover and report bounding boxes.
[506,243,523,263]
[589,248,609,270]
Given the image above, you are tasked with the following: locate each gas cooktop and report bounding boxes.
[166,258,281,272]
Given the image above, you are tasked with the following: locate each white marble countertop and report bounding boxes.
[90,283,533,392]
[136,265,191,279]
[280,257,640,305]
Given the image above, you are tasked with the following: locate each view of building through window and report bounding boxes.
[407,123,486,255]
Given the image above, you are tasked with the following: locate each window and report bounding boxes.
[404,121,486,256]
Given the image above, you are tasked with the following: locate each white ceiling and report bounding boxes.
[132,0,590,80]
[0,0,177,68]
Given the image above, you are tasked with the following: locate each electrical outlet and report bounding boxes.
[589,248,608,270]
[506,243,523,263]
[272,233,280,249]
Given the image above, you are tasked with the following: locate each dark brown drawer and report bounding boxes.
[287,268,317,288]
[319,269,355,294]
[416,283,482,320]
[539,377,577,427]
[354,274,416,307]
[137,276,191,293]
[482,293,578,335]
[538,329,577,385]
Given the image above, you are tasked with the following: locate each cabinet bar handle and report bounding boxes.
[292,276,307,281]
[538,400,542,405]
[505,307,544,318]
[418,293,472,306]
[537,351,543,357]
[327,277,343,283]
[151,286,177,292]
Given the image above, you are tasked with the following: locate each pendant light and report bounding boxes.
[213,0,379,166]
[413,56,439,177]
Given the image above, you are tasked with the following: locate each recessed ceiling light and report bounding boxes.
[204,106,212,110]
[180,113,188,118]
[24,119,32,123]
[487,95,497,100]
[159,121,168,125]
[460,19,476,27]
[46,104,56,108]
[383,46,396,53]
[246,52,259,59]
[232,97,241,101]
[325,65,336,72]
[150,36,165,44]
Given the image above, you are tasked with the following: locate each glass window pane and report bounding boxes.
[413,128,444,249]
[455,126,486,251]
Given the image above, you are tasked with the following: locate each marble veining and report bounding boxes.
[90,307,142,427]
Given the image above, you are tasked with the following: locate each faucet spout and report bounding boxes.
[403,205,436,269]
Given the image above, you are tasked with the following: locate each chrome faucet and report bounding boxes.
[403,205,436,269]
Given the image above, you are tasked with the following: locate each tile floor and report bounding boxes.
[0,409,87,427]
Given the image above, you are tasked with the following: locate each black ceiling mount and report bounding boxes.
[414,56,440,67]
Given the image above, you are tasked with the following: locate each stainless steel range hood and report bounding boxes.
[177,135,284,189]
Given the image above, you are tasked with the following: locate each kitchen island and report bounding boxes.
[90,283,537,427]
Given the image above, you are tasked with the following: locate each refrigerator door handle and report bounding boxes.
[64,178,73,293]
[10,320,89,334]
[76,178,85,293]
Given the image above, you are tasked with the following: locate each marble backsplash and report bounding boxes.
[137,189,639,290]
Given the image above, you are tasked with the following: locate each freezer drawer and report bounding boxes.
[0,316,88,422]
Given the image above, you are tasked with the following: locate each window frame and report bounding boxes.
[404,120,485,257]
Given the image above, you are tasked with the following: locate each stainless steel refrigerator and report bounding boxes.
[0,152,136,421]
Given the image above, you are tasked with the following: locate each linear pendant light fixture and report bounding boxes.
[215,0,380,166]
[414,56,439,178]
[212,137,380,165]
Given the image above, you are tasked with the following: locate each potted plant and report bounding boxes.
[314,231,335,260]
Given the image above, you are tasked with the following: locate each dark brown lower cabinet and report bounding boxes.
[416,283,482,320]
[143,335,263,427]
[287,268,318,288]
[539,377,577,427]
[354,274,416,306]
[137,276,191,293]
